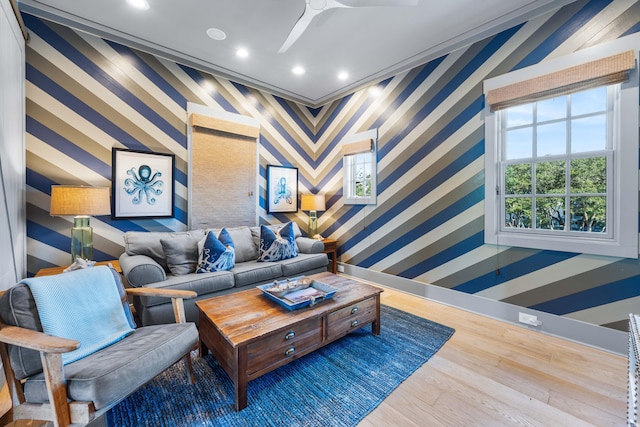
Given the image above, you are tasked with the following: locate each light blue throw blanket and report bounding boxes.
[21,266,134,365]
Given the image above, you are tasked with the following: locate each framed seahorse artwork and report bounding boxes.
[111,148,175,219]
[266,165,298,214]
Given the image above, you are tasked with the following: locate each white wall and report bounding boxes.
[0,0,26,287]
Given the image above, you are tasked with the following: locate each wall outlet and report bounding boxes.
[519,312,541,326]
[337,264,345,273]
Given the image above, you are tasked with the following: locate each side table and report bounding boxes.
[322,239,338,274]
[35,260,121,277]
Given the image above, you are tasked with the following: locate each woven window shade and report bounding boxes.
[487,50,636,111]
[189,113,259,139]
[341,139,373,156]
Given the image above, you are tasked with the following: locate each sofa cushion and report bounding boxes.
[23,323,198,410]
[232,260,283,288]
[258,222,298,262]
[279,253,329,277]
[250,222,303,249]
[124,230,205,271]
[161,234,199,276]
[138,271,235,308]
[197,229,235,273]
[220,226,257,263]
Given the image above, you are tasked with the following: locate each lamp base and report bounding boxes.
[71,216,93,262]
[308,211,318,237]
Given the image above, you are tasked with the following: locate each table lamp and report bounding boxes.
[301,194,325,238]
[50,185,111,262]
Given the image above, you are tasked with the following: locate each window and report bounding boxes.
[342,129,377,205]
[501,86,613,236]
[345,152,374,199]
[484,36,638,258]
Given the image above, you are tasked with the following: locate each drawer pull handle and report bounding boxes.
[285,347,295,356]
[351,319,359,328]
[285,331,295,340]
[351,307,359,314]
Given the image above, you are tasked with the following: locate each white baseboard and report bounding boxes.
[340,263,627,356]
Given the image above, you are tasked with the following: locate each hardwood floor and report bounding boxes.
[0,280,627,426]
[359,284,628,427]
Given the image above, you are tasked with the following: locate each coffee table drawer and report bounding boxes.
[326,297,377,341]
[246,317,322,374]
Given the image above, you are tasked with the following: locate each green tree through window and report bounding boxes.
[500,87,610,237]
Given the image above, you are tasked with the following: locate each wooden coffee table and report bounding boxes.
[196,272,383,411]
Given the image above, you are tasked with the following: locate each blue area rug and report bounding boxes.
[107,305,454,427]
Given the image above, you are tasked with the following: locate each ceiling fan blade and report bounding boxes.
[278,5,323,53]
[278,0,417,53]
[336,0,418,6]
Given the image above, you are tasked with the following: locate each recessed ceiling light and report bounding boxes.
[292,66,305,75]
[338,71,348,80]
[236,48,249,58]
[206,28,227,41]
[127,0,149,10]
[202,81,216,94]
[368,86,382,97]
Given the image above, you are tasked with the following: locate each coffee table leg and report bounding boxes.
[235,380,247,411]
[372,295,381,336]
[199,339,209,357]
[198,311,210,356]
[234,346,248,411]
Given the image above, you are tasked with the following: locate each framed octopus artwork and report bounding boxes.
[111,148,175,219]
[266,165,298,214]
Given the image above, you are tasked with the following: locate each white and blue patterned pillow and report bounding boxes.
[197,228,235,273]
[258,222,298,262]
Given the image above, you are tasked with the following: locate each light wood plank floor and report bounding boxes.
[0,281,627,426]
[360,284,628,427]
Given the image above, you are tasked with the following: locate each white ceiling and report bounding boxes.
[18,0,575,107]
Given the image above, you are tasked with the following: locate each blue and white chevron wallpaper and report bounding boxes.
[23,0,640,331]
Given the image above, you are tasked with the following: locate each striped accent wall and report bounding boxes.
[23,12,321,275]
[23,0,640,332]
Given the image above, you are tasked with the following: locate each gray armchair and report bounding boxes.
[0,266,198,426]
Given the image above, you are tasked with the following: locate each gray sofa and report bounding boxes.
[119,223,329,326]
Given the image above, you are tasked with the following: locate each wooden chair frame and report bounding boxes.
[0,287,197,427]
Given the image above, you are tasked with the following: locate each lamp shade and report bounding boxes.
[301,194,325,212]
[50,186,111,216]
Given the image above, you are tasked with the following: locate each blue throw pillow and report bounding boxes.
[218,227,234,249]
[197,229,235,273]
[258,222,298,262]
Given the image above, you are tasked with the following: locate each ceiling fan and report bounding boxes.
[278,0,419,53]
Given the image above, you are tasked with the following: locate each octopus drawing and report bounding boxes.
[124,164,163,205]
[273,176,292,205]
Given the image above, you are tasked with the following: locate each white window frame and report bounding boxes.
[484,35,639,259]
[342,129,378,205]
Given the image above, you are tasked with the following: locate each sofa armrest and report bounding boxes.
[296,237,324,254]
[119,253,166,287]
[126,288,197,323]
